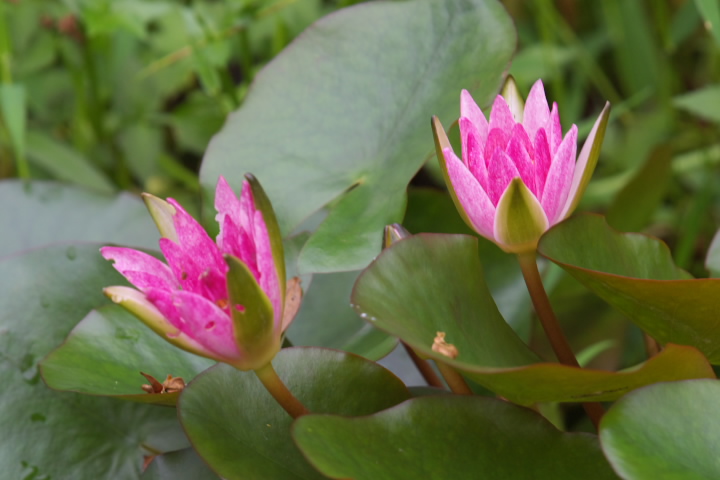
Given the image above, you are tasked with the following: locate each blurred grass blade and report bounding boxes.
[0,83,29,178]
[695,0,720,46]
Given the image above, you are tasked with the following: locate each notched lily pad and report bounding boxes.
[352,233,715,405]
[539,214,720,363]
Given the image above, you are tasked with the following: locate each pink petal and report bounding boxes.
[506,125,536,196]
[460,90,488,143]
[101,247,179,292]
[488,95,515,134]
[534,128,552,197]
[443,147,495,239]
[459,117,488,191]
[547,103,563,156]
[160,237,227,303]
[253,211,283,329]
[487,149,522,206]
[523,80,550,141]
[147,288,240,360]
[541,125,578,224]
[220,215,259,278]
[484,128,510,163]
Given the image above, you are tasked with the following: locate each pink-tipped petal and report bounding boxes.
[506,124,536,195]
[460,90,488,142]
[488,95,515,134]
[523,80,550,140]
[459,117,488,191]
[147,288,240,360]
[253,211,283,329]
[541,124,578,223]
[559,102,611,220]
[101,247,179,292]
[534,128,552,197]
[487,149,522,206]
[548,103,563,156]
[443,147,496,239]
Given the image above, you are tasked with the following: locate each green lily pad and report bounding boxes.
[600,379,720,479]
[178,347,411,479]
[538,214,720,363]
[351,233,715,404]
[287,270,397,360]
[41,305,215,406]
[0,179,158,257]
[141,448,220,480]
[200,0,515,273]
[293,395,618,480]
[0,244,189,478]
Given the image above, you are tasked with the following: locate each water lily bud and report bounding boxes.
[432,77,610,253]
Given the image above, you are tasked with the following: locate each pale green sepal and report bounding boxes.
[244,174,286,307]
[383,223,411,249]
[225,254,279,371]
[559,102,611,220]
[431,116,477,234]
[141,193,178,242]
[494,178,549,254]
[500,75,524,123]
[103,286,208,357]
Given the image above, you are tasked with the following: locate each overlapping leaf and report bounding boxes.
[293,396,618,480]
[178,347,411,479]
[539,214,720,363]
[200,0,516,273]
[600,379,720,479]
[41,305,215,406]
[351,233,715,405]
[0,245,189,478]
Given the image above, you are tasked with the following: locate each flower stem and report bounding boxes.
[254,362,309,419]
[516,252,604,429]
[402,342,444,388]
[434,361,473,395]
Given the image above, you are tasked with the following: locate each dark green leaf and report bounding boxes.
[40,305,214,405]
[293,396,618,480]
[600,379,720,479]
[539,214,720,363]
[352,233,715,404]
[178,347,411,479]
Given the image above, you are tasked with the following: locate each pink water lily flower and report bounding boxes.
[432,78,610,253]
[102,174,301,371]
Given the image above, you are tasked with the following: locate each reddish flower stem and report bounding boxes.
[434,361,473,395]
[402,342,445,388]
[254,362,309,419]
[516,252,604,430]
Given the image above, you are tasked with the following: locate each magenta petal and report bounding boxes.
[460,90,488,143]
[534,128,552,197]
[547,103,563,156]
[253,211,283,329]
[488,95,515,134]
[541,125,578,224]
[100,247,179,292]
[160,238,227,303]
[523,80,550,141]
[506,126,536,196]
[487,149,522,206]
[221,215,259,278]
[484,128,510,163]
[443,147,495,239]
[168,199,227,272]
[147,288,239,360]
[460,117,488,191]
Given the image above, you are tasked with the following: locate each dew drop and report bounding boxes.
[65,246,77,260]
